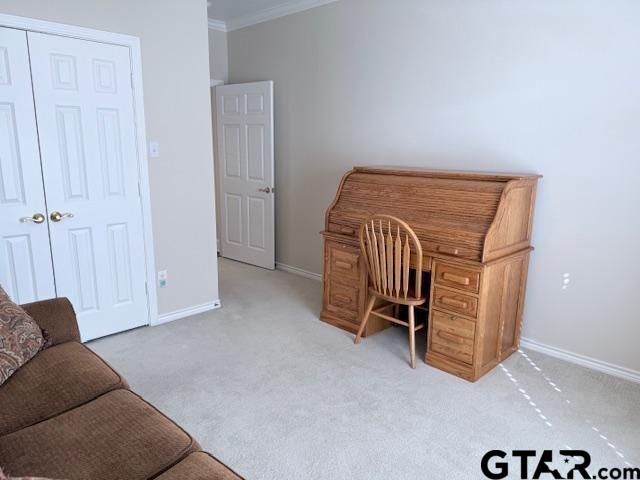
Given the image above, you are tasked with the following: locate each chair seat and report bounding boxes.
[368,287,426,306]
[0,342,128,436]
[0,389,198,480]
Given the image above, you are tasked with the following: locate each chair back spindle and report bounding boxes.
[359,215,422,300]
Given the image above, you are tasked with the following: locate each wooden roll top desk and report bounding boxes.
[320,167,541,381]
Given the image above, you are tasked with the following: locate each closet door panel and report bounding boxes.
[28,32,148,340]
[0,27,55,304]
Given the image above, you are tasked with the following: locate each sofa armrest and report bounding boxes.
[21,297,81,345]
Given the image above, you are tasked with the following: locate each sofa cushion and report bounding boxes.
[0,342,128,437]
[0,287,44,386]
[0,389,199,480]
[156,452,243,480]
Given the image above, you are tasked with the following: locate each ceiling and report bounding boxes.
[207,0,298,22]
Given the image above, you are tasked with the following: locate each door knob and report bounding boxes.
[257,187,273,193]
[50,211,74,222]
[20,213,46,224]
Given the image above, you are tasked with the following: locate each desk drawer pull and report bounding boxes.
[334,294,353,303]
[438,245,459,255]
[437,330,465,345]
[441,296,468,309]
[339,226,355,235]
[335,260,354,270]
[442,272,470,286]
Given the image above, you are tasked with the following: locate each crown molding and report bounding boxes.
[208,18,228,32]
[224,0,339,32]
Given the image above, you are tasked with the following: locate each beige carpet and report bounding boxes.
[90,259,640,480]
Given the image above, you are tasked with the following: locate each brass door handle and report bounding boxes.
[257,187,273,193]
[50,211,74,222]
[20,213,46,224]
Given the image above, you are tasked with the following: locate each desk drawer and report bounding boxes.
[328,222,357,237]
[328,241,360,280]
[325,276,360,323]
[430,310,475,365]
[327,278,359,311]
[434,262,481,294]
[433,286,478,318]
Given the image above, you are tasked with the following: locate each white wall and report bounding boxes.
[1,0,220,316]
[208,28,229,250]
[209,28,229,83]
[227,0,640,372]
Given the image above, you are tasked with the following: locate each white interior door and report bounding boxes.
[0,27,55,304]
[28,32,149,341]
[216,81,274,270]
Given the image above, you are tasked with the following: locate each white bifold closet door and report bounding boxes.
[28,32,149,340]
[0,27,56,304]
[0,27,149,341]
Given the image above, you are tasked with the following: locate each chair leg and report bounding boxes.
[408,305,416,369]
[354,295,376,344]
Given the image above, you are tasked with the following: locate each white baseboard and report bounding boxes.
[276,262,322,281]
[154,300,221,326]
[212,255,640,384]
[520,337,640,384]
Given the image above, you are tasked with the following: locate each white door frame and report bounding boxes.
[0,13,158,326]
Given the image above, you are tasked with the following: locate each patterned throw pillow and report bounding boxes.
[0,287,45,386]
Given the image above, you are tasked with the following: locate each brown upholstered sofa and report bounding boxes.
[0,298,242,480]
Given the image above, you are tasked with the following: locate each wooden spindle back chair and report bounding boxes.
[354,215,426,368]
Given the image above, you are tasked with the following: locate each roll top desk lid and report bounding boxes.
[324,167,542,263]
